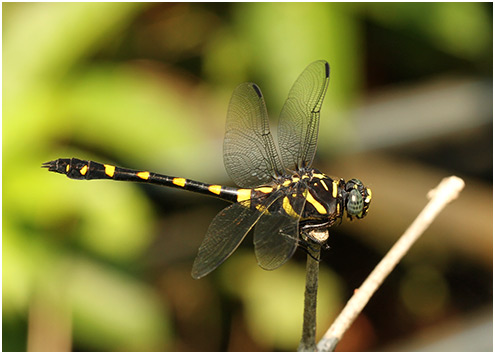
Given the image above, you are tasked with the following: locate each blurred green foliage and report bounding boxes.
[367,2,491,60]
[219,251,343,349]
[3,2,491,351]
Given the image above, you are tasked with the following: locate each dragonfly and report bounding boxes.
[43,60,371,279]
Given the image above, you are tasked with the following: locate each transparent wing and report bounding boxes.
[191,191,283,279]
[278,60,330,171]
[224,83,284,188]
[254,181,308,270]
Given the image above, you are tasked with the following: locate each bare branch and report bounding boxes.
[317,176,465,352]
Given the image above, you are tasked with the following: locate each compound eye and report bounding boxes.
[347,189,364,216]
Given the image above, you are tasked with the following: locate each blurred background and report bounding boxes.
[3,2,492,351]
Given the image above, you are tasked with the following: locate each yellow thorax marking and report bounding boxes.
[282,196,299,218]
[208,185,222,195]
[255,187,273,194]
[104,164,115,177]
[282,179,292,187]
[313,173,326,179]
[79,165,88,176]
[332,180,339,198]
[320,179,329,191]
[255,204,268,213]
[66,164,70,173]
[137,171,150,180]
[172,177,186,187]
[237,189,252,202]
[306,191,327,215]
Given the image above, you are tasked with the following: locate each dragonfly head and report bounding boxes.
[344,179,371,220]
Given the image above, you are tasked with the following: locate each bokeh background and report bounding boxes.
[3,2,492,351]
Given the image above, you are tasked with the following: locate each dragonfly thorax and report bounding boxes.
[278,169,371,234]
[295,169,344,223]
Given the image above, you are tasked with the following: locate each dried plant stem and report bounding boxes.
[317,176,465,352]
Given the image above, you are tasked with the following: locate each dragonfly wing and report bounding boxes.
[278,60,330,171]
[191,191,283,279]
[224,82,284,188]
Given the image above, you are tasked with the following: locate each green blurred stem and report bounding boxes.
[297,243,321,352]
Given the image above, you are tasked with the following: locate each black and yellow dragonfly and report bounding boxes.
[43,60,371,279]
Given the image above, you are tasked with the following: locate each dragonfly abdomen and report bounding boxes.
[42,158,242,203]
